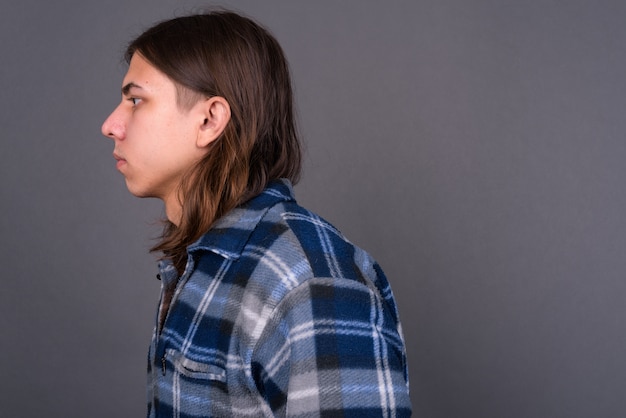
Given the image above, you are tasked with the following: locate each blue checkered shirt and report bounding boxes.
[148,180,411,417]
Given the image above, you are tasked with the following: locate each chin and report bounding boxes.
[125,181,152,198]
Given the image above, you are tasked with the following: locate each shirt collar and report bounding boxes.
[186,179,296,259]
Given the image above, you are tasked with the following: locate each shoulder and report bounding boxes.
[247,199,371,287]
[243,198,400,318]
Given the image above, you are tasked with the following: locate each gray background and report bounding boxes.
[2,0,625,417]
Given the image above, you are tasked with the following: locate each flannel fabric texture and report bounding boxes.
[148,179,411,417]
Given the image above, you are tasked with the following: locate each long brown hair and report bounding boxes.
[125,11,302,274]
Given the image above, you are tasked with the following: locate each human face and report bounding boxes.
[101,54,208,220]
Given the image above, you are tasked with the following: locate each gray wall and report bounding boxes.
[2,0,625,416]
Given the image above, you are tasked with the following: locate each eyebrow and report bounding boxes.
[121,82,143,96]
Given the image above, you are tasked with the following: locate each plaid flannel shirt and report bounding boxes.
[147,180,411,417]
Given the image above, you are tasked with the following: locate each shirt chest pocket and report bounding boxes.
[160,349,236,416]
[166,348,227,383]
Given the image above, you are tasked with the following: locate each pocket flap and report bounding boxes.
[166,348,227,382]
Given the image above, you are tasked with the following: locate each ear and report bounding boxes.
[196,96,231,148]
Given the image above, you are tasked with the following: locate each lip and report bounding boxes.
[113,152,127,170]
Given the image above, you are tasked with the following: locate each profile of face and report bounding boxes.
[101,54,230,220]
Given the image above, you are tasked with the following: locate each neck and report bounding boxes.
[163,193,183,227]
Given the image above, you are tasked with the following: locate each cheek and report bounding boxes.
[125,116,158,146]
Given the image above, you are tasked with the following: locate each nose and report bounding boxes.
[101,105,126,141]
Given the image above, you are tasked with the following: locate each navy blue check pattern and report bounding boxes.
[147,180,411,417]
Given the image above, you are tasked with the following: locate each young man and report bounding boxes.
[101,11,411,417]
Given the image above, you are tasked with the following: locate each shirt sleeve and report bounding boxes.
[251,277,412,417]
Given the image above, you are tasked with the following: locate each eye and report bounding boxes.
[129,97,142,106]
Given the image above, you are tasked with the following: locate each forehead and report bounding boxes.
[122,53,176,95]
